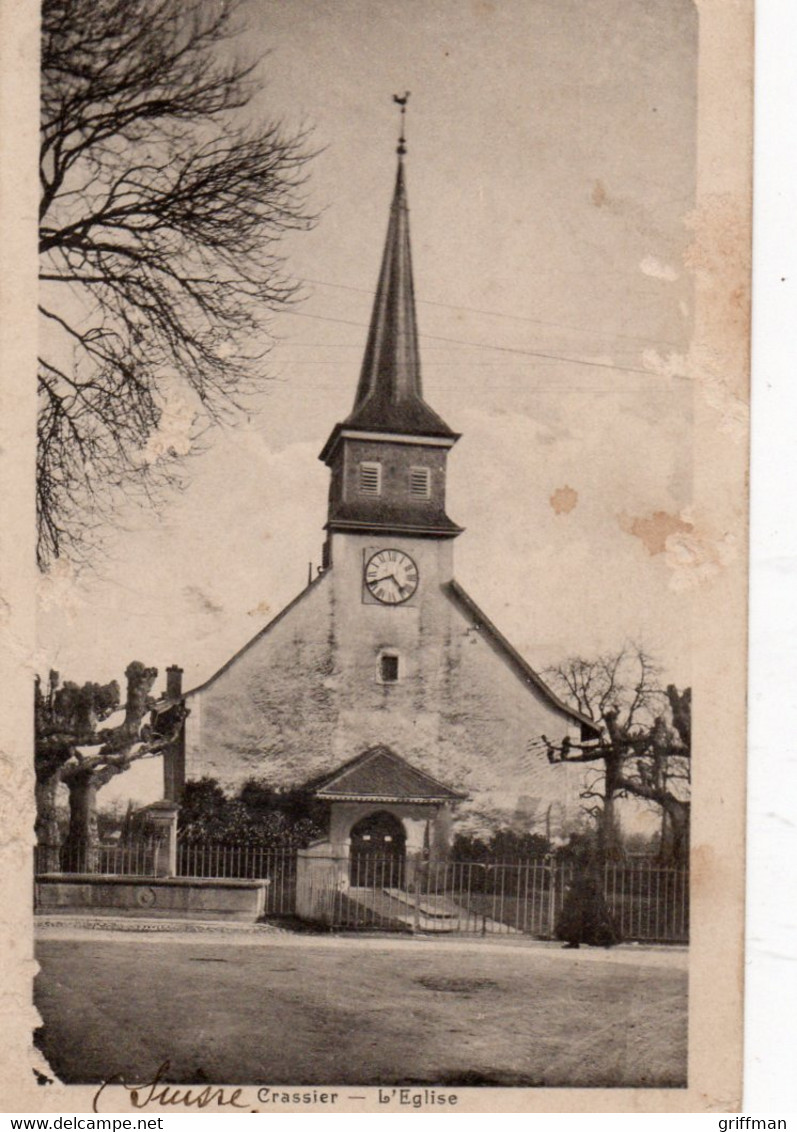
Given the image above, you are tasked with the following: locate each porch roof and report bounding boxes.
[302,746,467,805]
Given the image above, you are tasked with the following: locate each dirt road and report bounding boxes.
[35,926,687,1088]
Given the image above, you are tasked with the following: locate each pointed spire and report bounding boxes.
[343,101,455,439]
[350,158,421,409]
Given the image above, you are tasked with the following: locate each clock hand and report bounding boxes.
[376,563,407,584]
[385,574,410,599]
[386,572,411,597]
[370,570,400,597]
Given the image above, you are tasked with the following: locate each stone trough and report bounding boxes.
[34,874,269,923]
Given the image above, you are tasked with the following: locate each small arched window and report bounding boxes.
[377,650,400,684]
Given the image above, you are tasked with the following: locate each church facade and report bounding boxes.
[163,144,598,850]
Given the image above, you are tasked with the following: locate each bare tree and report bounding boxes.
[38,0,315,567]
[531,647,691,863]
[34,663,187,871]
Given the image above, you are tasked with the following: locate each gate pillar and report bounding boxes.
[295,839,349,925]
[402,815,428,891]
[141,800,179,877]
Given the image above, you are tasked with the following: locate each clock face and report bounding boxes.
[364,549,419,605]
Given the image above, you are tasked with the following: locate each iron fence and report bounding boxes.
[175,839,297,916]
[603,860,689,943]
[35,838,165,877]
[36,835,689,943]
[321,856,688,943]
[416,859,560,937]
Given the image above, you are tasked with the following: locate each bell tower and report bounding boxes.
[177,99,599,837]
[319,100,462,569]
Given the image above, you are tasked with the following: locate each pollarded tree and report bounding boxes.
[34,663,187,871]
[530,648,691,864]
[35,670,120,870]
[38,0,315,567]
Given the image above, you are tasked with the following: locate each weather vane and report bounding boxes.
[393,91,410,156]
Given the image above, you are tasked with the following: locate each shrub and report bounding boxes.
[178,777,326,847]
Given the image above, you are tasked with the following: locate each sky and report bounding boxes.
[37,0,699,759]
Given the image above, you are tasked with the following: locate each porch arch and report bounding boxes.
[348,809,407,887]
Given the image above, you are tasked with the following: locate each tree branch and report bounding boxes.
[38,0,316,567]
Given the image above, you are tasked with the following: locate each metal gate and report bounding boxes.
[300,858,689,943]
[123,839,691,942]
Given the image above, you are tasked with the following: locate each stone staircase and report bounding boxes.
[345,886,516,934]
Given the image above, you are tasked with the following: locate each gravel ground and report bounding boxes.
[35,922,688,1088]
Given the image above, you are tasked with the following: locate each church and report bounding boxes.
[161,130,598,865]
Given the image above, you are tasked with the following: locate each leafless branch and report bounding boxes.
[542,647,691,862]
[38,0,316,566]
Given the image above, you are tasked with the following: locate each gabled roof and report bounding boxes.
[167,572,600,741]
[302,745,467,804]
[178,569,331,699]
[445,580,602,737]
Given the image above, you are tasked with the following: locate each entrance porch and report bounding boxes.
[294,746,465,926]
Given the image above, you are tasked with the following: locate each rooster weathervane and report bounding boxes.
[393,91,410,155]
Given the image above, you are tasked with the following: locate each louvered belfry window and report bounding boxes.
[359,461,382,496]
[409,466,431,499]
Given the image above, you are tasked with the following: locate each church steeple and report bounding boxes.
[319,107,461,544]
[344,157,454,439]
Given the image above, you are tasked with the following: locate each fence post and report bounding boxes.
[482,864,494,935]
[547,860,558,939]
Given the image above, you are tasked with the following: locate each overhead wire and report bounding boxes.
[276,307,691,383]
[299,276,686,350]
